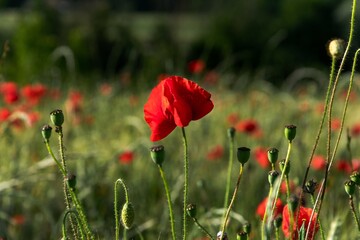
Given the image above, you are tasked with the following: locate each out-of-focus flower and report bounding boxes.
[256,197,284,220]
[351,123,360,137]
[21,83,47,105]
[10,214,25,225]
[203,70,219,85]
[282,205,319,239]
[65,90,84,125]
[311,155,326,171]
[188,59,205,74]
[254,147,270,169]
[331,118,341,131]
[336,159,352,173]
[119,151,134,164]
[0,108,11,122]
[0,81,20,104]
[280,180,296,194]
[235,119,262,137]
[206,145,224,161]
[227,113,239,125]
[144,76,214,141]
[99,83,113,96]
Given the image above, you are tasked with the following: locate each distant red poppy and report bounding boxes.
[119,151,134,164]
[203,70,219,85]
[331,118,341,131]
[256,197,284,220]
[0,108,11,121]
[311,155,326,170]
[144,76,214,141]
[235,119,261,137]
[0,82,19,104]
[227,113,239,125]
[99,83,113,96]
[280,180,296,194]
[21,83,47,105]
[336,160,352,173]
[188,59,205,74]
[206,145,224,161]
[254,147,270,169]
[10,214,25,225]
[351,123,360,137]
[282,205,319,239]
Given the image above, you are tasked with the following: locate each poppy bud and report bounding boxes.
[236,231,248,240]
[227,127,236,139]
[267,148,279,165]
[344,180,356,197]
[237,147,250,165]
[186,203,197,218]
[304,179,317,195]
[66,173,76,190]
[121,202,135,229]
[41,124,52,142]
[150,145,165,166]
[328,39,345,59]
[273,215,283,228]
[288,195,299,213]
[242,222,251,234]
[50,109,64,127]
[350,171,360,186]
[217,231,228,240]
[268,170,279,186]
[279,159,290,176]
[284,125,297,142]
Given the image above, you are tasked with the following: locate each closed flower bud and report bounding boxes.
[236,231,248,240]
[150,145,165,166]
[237,147,251,165]
[344,180,356,197]
[328,39,345,59]
[50,109,64,127]
[279,159,290,176]
[284,125,297,142]
[350,171,360,186]
[66,173,77,190]
[186,203,197,218]
[267,148,279,165]
[288,195,299,213]
[121,202,135,229]
[268,170,279,186]
[242,222,251,234]
[304,179,317,195]
[41,124,52,142]
[217,231,228,240]
[227,127,236,139]
[273,215,283,228]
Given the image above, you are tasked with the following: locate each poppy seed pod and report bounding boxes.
[217,231,228,240]
[41,124,52,142]
[328,39,345,60]
[227,127,236,139]
[284,125,297,142]
[288,195,299,213]
[121,202,135,229]
[267,148,279,165]
[350,171,360,186]
[304,179,318,195]
[273,215,283,228]
[150,145,165,166]
[186,203,197,218]
[242,222,251,234]
[236,231,248,240]
[344,180,356,197]
[279,159,290,176]
[268,170,279,186]
[50,109,64,127]
[237,147,251,165]
[66,173,77,190]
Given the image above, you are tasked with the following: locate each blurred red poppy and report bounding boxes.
[311,155,326,170]
[351,123,360,137]
[235,119,262,137]
[188,59,205,74]
[0,108,11,122]
[0,82,19,104]
[282,205,319,239]
[206,145,224,161]
[144,76,214,141]
[254,147,270,169]
[119,151,134,164]
[256,197,284,220]
[11,214,25,225]
[336,160,352,173]
[21,83,47,105]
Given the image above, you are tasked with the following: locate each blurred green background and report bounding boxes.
[0,0,357,88]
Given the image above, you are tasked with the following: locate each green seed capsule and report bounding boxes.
[273,215,283,229]
[66,173,77,190]
[121,202,135,229]
[267,148,279,165]
[304,179,317,195]
[227,127,236,139]
[268,170,279,186]
[150,145,165,166]
[236,231,248,240]
[237,147,251,165]
[284,125,297,142]
[41,124,52,142]
[350,171,360,186]
[344,180,356,197]
[279,159,290,176]
[186,203,197,218]
[50,109,64,127]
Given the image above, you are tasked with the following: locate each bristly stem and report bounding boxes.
[62,210,85,240]
[309,195,325,240]
[158,166,177,240]
[181,127,189,240]
[191,217,215,240]
[115,179,130,240]
[349,196,360,233]
[261,184,273,240]
[223,130,235,214]
[220,163,244,239]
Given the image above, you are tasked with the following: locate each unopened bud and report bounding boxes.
[328,39,345,59]
[121,202,135,229]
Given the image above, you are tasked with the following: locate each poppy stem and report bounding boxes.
[181,127,189,240]
[223,128,235,214]
[191,217,215,240]
[114,179,130,240]
[158,166,177,240]
[310,195,325,240]
[349,196,360,233]
[261,184,273,240]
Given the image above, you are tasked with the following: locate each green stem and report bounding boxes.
[182,127,189,240]
[158,166,177,240]
[275,227,279,240]
[62,210,85,240]
[310,195,325,240]
[261,185,273,240]
[44,141,66,176]
[349,196,360,233]
[220,164,244,239]
[223,133,235,213]
[192,217,215,240]
[115,179,130,240]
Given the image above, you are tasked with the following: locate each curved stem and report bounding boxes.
[220,164,244,239]
[62,210,85,240]
[158,166,177,240]
[181,127,189,240]
[349,196,360,233]
[44,141,66,176]
[115,178,130,240]
[192,217,215,240]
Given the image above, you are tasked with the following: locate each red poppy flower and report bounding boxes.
[0,108,11,121]
[280,180,296,194]
[188,59,205,74]
[21,83,47,105]
[144,76,214,141]
[351,123,360,137]
[282,205,319,239]
[119,151,134,164]
[254,147,270,169]
[206,145,224,161]
[336,160,352,173]
[0,82,19,104]
[10,214,25,225]
[311,155,326,171]
[235,119,262,137]
[256,197,284,220]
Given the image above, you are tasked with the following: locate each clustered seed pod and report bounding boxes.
[267,148,279,165]
[350,171,360,186]
[41,124,52,142]
[279,159,290,176]
[150,145,165,166]
[121,202,135,229]
[186,203,197,218]
[344,180,356,197]
[284,125,297,142]
[328,39,345,60]
[50,109,64,127]
[268,170,279,186]
[237,147,251,165]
